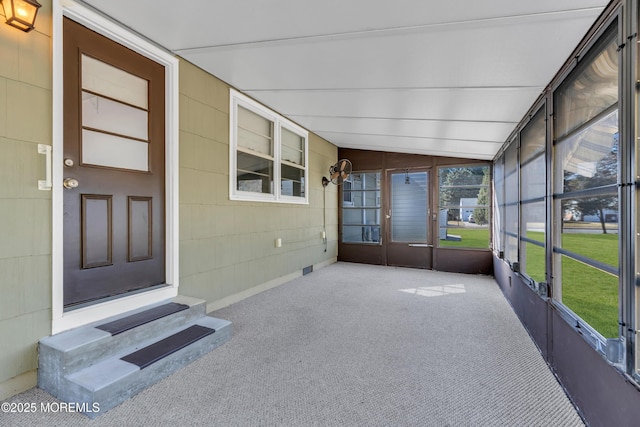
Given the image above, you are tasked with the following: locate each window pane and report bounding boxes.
[554,30,618,139]
[561,195,619,269]
[82,92,148,141]
[342,172,381,244]
[521,107,546,163]
[505,204,518,261]
[342,225,381,243]
[237,151,273,194]
[504,143,518,261]
[238,106,273,156]
[561,256,618,338]
[524,242,545,283]
[82,129,148,171]
[281,127,304,165]
[281,164,304,197]
[391,172,427,243]
[521,154,545,201]
[82,54,148,109]
[556,109,618,193]
[521,201,545,282]
[343,208,380,226]
[493,156,505,252]
[522,201,545,243]
[438,165,490,249]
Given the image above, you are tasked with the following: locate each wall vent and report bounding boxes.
[302,265,313,275]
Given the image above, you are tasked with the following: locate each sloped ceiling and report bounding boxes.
[84,0,609,160]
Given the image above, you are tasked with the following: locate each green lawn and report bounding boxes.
[439,227,619,337]
[439,228,489,249]
[524,231,619,338]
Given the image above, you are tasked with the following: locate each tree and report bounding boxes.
[473,168,490,225]
[564,135,618,234]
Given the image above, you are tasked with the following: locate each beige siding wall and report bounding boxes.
[178,60,338,307]
[0,1,53,397]
[0,6,337,399]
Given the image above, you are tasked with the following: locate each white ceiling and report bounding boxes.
[84,0,609,160]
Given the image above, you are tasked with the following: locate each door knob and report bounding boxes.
[63,178,79,189]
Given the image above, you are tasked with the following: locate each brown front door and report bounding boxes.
[63,18,165,307]
[385,169,432,268]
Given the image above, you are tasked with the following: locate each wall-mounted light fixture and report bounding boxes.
[1,0,41,32]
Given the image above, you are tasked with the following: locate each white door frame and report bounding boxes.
[51,0,179,334]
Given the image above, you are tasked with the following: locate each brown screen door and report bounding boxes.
[385,169,432,268]
[63,18,165,307]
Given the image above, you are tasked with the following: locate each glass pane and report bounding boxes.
[505,204,518,262]
[343,208,380,226]
[82,92,148,141]
[342,172,381,244]
[82,55,148,109]
[438,165,490,249]
[82,129,148,171]
[554,31,618,139]
[238,106,273,156]
[281,164,304,197]
[349,172,381,191]
[281,127,304,165]
[561,195,619,269]
[556,109,618,193]
[523,242,545,283]
[561,256,618,338]
[438,166,488,208]
[521,107,546,162]
[521,154,545,200]
[391,172,427,243]
[342,225,381,243]
[521,200,545,283]
[439,225,490,249]
[522,201,545,243]
[237,151,273,194]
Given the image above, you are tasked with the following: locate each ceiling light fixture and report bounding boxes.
[1,0,41,32]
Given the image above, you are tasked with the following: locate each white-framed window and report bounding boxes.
[229,89,308,204]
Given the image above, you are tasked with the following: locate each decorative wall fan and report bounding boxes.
[322,159,352,187]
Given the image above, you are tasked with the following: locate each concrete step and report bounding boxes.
[64,316,231,418]
[38,296,232,417]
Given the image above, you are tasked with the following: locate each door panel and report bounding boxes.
[386,170,432,268]
[63,18,165,307]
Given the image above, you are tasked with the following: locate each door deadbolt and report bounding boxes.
[63,178,79,189]
[64,158,74,167]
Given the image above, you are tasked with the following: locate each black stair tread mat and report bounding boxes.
[96,302,189,336]
[121,324,216,369]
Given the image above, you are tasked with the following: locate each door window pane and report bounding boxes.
[82,129,148,171]
[82,92,148,140]
[82,54,148,109]
[391,172,427,243]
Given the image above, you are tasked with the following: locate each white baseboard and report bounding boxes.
[206,257,337,313]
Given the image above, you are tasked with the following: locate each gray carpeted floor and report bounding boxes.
[1,262,583,426]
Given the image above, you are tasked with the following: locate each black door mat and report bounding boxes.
[96,302,189,336]
[121,324,215,369]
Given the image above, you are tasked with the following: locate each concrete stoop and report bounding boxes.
[38,296,232,418]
